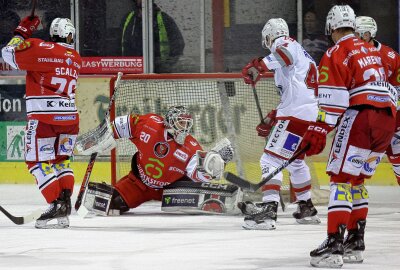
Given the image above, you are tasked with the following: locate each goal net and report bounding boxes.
[109,73,326,203]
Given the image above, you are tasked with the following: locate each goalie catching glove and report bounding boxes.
[196,138,234,180]
[75,118,117,155]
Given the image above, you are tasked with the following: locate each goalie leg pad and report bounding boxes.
[161,181,240,215]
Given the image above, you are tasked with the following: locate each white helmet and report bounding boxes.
[50,18,75,39]
[164,106,193,145]
[325,5,356,35]
[261,18,289,49]
[355,16,377,38]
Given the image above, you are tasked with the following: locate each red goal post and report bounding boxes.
[108,73,324,201]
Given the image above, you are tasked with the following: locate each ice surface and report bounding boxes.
[1,185,399,270]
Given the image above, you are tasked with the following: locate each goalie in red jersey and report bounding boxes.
[1,16,82,229]
[300,5,397,268]
[75,106,236,215]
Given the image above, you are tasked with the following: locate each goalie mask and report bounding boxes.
[50,18,75,43]
[325,5,356,35]
[355,16,377,41]
[261,18,289,50]
[164,106,193,145]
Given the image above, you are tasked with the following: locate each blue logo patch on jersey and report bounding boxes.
[283,133,300,152]
[54,115,76,121]
[66,58,73,65]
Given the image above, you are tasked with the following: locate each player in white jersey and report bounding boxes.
[238,18,320,230]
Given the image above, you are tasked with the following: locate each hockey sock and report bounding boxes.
[327,183,352,234]
[347,184,369,230]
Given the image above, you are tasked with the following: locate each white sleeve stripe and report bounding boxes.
[319,86,348,91]
[319,103,348,109]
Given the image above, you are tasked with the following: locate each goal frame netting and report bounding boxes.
[108,73,326,203]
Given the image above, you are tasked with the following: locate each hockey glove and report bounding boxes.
[301,122,333,156]
[256,109,277,137]
[241,57,269,85]
[14,16,40,39]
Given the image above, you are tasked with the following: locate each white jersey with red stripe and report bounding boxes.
[260,36,319,122]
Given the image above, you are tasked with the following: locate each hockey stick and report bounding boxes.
[74,72,123,212]
[30,0,38,19]
[250,84,286,211]
[0,205,42,225]
[224,143,310,192]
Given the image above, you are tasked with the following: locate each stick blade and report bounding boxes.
[0,206,42,225]
[22,209,42,224]
[223,172,253,191]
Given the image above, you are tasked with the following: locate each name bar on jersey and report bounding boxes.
[26,96,77,114]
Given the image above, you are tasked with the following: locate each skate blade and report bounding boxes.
[310,254,343,268]
[296,215,321,225]
[343,250,364,263]
[242,220,276,230]
[35,217,69,229]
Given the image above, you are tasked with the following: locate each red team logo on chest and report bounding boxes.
[154,142,170,158]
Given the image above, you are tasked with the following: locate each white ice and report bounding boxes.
[1,184,399,270]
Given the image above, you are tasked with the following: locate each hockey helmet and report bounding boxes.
[355,16,377,40]
[164,106,193,145]
[50,18,75,40]
[325,5,356,35]
[261,18,289,50]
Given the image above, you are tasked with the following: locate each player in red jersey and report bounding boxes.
[355,16,400,187]
[299,5,397,268]
[76,106,233,214]
[1,17,82,229]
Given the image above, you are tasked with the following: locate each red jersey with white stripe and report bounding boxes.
[112,113,212,189]
[317,34,397,125]
[3,38,81,125]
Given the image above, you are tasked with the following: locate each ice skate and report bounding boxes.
[310,224,346,268]
[241,201,278,230]
[292,199,321,224]
[343,220,366,263]
[237,201,263,216]
[35,190,71,229]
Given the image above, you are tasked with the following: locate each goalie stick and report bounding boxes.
[0,205,42,225]
[224,143,310,192]
[74,72,123,212]
[251,84,286,211]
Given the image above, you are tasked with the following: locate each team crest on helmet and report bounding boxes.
[154,142,170,158]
